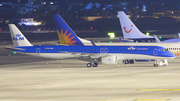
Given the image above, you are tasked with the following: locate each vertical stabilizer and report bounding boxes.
[118,11,154,39]
[8,24,32,46]
[53,14,85,46]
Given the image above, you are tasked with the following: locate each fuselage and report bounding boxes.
[13,45,175,60]
[83,42,180,57]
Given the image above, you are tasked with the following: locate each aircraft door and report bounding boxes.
[36,48,40,55]
[100,48,104,53]
[153,48,158,55]
[100,48,108,54]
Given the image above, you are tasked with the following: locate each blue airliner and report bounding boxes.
[7,24,175,67]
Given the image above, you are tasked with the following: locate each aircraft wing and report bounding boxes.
[67,52,109,59]
[154,35,161,43]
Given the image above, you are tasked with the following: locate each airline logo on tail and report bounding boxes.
[13,33,24,41]
[123,25,133,33]
[57,29,76,45]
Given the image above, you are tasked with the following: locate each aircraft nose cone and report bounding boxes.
[170,52,176,58]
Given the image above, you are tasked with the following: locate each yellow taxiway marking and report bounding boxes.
[139,89,180,91]
[136,99,168,101]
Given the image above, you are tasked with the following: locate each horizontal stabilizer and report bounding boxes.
[5,46,25,50]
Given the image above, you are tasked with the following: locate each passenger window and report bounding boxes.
[59,49,61,51]
[80,49,82,51]
[94,49,95,51]
[109,49,111,51]
[71,49,72,51]
[74,49,76,51]
[49,49,51,51]
[87,49,89,51]
[66,49,67,51]
[83,49,85,51]
[119,49,121,51]
[90,49,92,51]
[97,49,99,51]
[56,49,57,51]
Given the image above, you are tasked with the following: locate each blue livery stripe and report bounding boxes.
[14,45,175,58]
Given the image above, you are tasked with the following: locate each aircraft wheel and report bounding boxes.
[154,64,158,67]
[129,60,134,64]
[93,62,98,67]
[87,63,92,67]
[124,60,129,64]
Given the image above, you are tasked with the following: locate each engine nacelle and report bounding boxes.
[101,56,117,64]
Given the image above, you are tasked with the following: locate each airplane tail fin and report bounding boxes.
[118,11,154,39]
[53,14,84,46]
[8,24,33,47]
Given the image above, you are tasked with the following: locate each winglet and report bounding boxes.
[8,24,32,46]
[119,38,123,43]
[53,14,84,46]
[90,40,96,46]
[178,33,180,38]
[154,35,161,43]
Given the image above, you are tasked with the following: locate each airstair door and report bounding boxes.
[153,48,158,55]
[36,48,40,55]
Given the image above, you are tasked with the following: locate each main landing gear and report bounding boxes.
[123,59,134,64]
[87,62,98,67]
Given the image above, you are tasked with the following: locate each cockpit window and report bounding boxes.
[161,49,168,51]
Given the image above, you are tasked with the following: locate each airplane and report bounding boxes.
[53,13,180,66]
[118,11,180,43]
[6,24,175,67]
[53,13,180,56]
